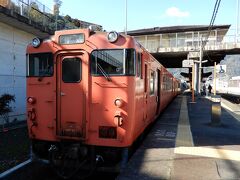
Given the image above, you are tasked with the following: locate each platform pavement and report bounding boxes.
[117,95,240,180]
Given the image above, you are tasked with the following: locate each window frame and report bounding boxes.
[90,48,136,77]
[26,52,54,77]
[149,70,155,95]
[137,52,142,78]
[59,33,85,45]
[62,57,82,83]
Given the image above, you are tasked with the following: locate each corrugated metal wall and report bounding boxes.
[0,22,34,124]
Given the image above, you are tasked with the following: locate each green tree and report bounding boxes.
[0,94,15,124]
[64,15,72,22]
[29,2,43,24]
[73,19,81,27]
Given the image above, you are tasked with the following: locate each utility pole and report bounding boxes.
[198,35,203,95]
[54,0,62,31]
[125,0,128,35]
[236,0,239,44]
[55,11,58,31]
[191,64,195,102]
[213,62,217,95]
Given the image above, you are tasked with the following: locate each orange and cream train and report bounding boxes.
[26,28,180,178]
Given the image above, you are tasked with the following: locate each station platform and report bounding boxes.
[117,94,240,180]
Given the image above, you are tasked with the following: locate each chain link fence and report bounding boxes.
[1,0,79,32]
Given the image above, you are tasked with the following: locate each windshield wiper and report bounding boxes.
[97,63,111,81]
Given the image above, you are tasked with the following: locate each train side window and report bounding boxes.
[149,70,155,95]
[62,58,81,83]
[125,49,135,75]
[144,64,148,92]
[137,53,142,78]
[163,75,167,91]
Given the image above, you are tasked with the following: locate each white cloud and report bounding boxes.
[165,7,190,18]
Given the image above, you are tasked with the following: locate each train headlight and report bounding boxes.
[32,38,41,48]
[114,98,124,108]
[107,31,119,43]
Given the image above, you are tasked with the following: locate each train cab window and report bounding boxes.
[150,70,155,95]
[91,49,135,76]
[27,53,53,77]
[125,49,135,75]
[62,58,81,83]
[137,53,142,78]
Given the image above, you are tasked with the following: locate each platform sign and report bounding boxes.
[216,65,226,74]
[182,59,194,68]
[188,51,199,58]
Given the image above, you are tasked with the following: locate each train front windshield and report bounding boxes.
[91,49,135,76]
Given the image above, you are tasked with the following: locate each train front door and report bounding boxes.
[57,54,87,139]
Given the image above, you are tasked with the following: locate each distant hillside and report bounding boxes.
[167,68,188,80]
[219,55,240,78]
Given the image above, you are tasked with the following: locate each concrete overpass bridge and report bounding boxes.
[127,25,240,68]
[127,25,240,93]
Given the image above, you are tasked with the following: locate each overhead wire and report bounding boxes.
[202,0,222,64]
[203,0,222,48]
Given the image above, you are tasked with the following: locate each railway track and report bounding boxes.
[220,93,240,104]
[0,159,118,180]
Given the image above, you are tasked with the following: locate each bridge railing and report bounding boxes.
[136,29,240,53]
[0,0,77,32]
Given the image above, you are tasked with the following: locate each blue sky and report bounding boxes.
[40,0,237,32]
